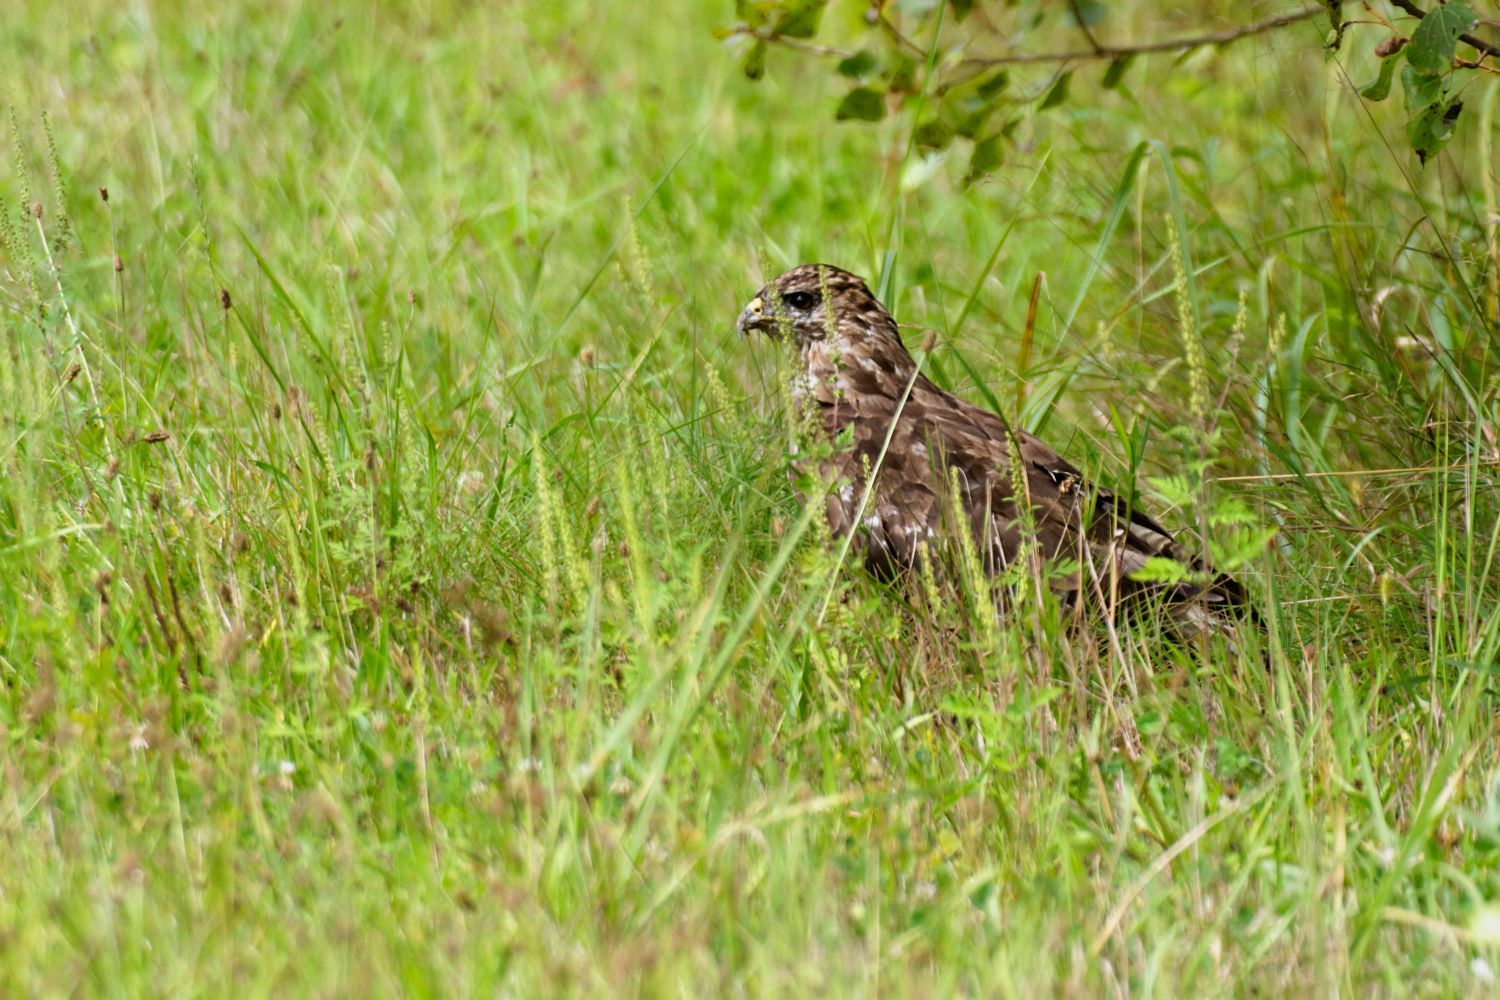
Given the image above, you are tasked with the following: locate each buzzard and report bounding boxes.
[737,263,1254,635]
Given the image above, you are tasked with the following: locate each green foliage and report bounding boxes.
[1406,96,1465,165]
[1101,53,1133,90]
[1360,55,1398,101]
[726,0,1490,170]
[1354,2,1482,162]
[1406,1,1477,74]
[1037,69,1072,111]
[1394,1,1477,162]
[774,0,827,38]
[834,85,885,121]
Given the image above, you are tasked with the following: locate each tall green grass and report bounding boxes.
[1,0,1497,994]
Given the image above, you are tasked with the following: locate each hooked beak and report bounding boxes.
[736,294,766,338]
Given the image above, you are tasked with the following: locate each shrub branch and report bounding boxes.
[954,5,1327,68]
[1389,0,1500,58]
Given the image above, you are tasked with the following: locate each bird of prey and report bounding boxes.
[736,263,1254,634]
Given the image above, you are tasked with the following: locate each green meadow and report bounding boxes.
[2,0,1498,994]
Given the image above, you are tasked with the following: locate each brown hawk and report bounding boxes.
[737,263,1254,634]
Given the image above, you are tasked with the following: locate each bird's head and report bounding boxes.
[737,263,896,348]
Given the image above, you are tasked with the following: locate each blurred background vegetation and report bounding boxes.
[1,0,1497,994]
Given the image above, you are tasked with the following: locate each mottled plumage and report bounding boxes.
[737,263,1253,634]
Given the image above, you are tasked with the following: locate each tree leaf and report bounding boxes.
[1400,62,1443,112]
[1067,0,1109,28]
[735,0,775,29]
[835,86,886,122]
[1408,97,1463,164]
[1360,54,1397,101]
[913,118,955,149]
[743,39,767,80]
[1039,70,1072,110]
[836,51,878,78]
[775,0,827,39]
[1101,54,1133,90]
[1406,1,1477,75]
[975,70,1009,101]
[963,133,1004,184]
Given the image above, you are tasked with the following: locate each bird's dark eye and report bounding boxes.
[783,291,818,311]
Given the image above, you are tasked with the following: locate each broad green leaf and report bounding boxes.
[775,0,827,39]
[1400,62,1443,111]
[735,0,776,29]
[913,118,955,149]
[975,70,1009,101]
[963,133,1004,183]
[1408,98,1463,164]
[1039,70,1072,110]
[1102,54,1133,90]
[1359,54,1397,101]
[835,86,885,122]
[1406,1,1476,75]
[743,39,767,80]
[836,50,878,77]
[1068,0,1109,28]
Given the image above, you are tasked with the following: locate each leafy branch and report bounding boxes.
[949,4,1327,68]
[1358,1,1490,161]
[721,1,1495,179]
[1389,0,1499,57]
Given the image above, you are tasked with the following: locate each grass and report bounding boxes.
[2,0,1498,994]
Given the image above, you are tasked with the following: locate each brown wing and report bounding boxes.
[800,372,1251,628]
